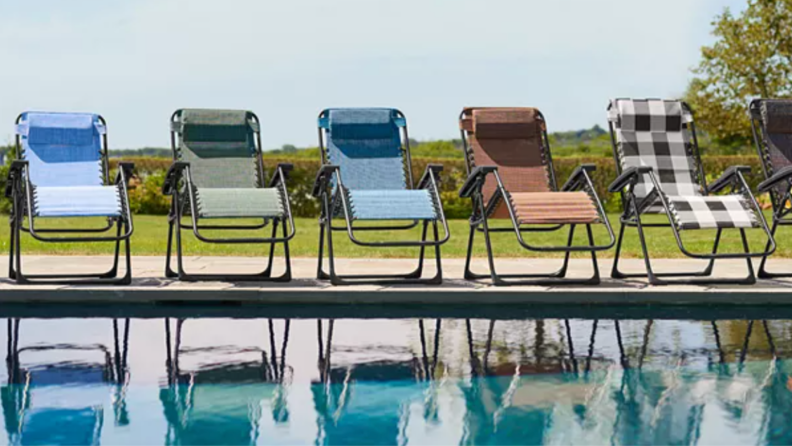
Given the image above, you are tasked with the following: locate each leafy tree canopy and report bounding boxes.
[685,0,792,147]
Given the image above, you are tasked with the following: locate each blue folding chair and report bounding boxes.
[312,108,450,285]
[6,112,134,284]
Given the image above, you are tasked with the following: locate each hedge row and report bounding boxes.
[0,155,769,218]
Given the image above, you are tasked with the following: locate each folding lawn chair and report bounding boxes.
[6,112,134,285]
[750,99,792,278]
[458,107,614,285]
[312,108,449,285]
[607,98,775,285]
[163,109,295,281]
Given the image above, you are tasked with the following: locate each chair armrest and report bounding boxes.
[562,164,596,191]
[709,165,751,194]
[268,163,294,187]
[4,160,27,198]
[608,166,652,193]
[312,164,340,198]
[758,166,792,193]
[162,161,190,196]
[417,164,444,189]
[115,161,135,185]
[459,166,498,198]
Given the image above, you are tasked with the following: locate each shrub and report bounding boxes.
[0,155,769,218]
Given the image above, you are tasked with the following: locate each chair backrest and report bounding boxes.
[607,99,703,203]
[16,112,106,187]
[320,108,409,191]
[460,107,554,217]
[752,99,792,178]
[172,109,261,189]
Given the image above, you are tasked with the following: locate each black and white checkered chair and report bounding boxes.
[607,98,775,285]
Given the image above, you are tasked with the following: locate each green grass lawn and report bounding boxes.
[0,213,786,259]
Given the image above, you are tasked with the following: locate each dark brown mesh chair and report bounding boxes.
[751,99,792,278]
[459,107,614,285]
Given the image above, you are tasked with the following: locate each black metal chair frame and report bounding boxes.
[6,114,134,285]
[607,100,775,285]
[312,109,450,286]
[750,99,792,279]
[458,109,615,286]
[163,110,296,282]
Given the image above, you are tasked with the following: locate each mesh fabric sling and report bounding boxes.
[313,108,448,285]
[7,111,134,285]
[326,109,438,221]
[19,112,122,218]
[607,98,773,285]
[176,109,284,219]
[459,107,613,286]
[464,107,599,224]
[164,108,294,281]
[610,99,758,230]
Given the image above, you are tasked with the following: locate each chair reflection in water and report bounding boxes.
[2,318,130,446]
[313,319,441,445]
[160,318,292,445]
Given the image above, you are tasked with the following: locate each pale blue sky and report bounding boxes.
[0,0,745,149]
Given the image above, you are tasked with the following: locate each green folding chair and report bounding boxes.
[163,109,295,281]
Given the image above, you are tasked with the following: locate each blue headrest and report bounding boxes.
[326,109,402,140]
[22,112,101,146]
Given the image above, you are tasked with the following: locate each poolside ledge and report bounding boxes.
[1,256,792,307]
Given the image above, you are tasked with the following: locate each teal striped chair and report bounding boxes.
[163,109,295,281]
[312,108,449,285]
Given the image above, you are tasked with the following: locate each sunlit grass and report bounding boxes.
[0,213,785,259]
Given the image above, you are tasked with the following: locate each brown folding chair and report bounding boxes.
[459,107,615,285]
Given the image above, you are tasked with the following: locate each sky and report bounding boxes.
[0,0,746,150]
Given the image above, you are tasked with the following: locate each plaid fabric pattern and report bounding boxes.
[667,195,759,230]
[609,99,701,212]
[609,99,760,230]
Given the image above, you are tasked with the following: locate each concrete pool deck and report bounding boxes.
[2,256,792,308]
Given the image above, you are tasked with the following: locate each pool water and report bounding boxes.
[1,317,791,445]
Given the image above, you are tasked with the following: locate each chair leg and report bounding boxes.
[274,219,292,282]
[405,221,429,279]
[100,220,123,279]
[261,220,279,279]
[11,214,129,285]
[463,223,478,280]
[319,194,444,286]
[586,224,601,285]
[8,216,16,280]
[165,216,177,278]
[317,217,330,280]
[429,220,443,284]
[633,214,755,286]
[466,200,597,285]
[612,220,723,281]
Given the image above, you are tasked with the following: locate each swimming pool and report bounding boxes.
[1,315,790,445]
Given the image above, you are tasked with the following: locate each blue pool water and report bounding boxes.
[1,316,791,445]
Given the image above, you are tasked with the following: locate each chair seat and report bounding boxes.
[508,192,599,224]
[194,187,284,218]
[33,186,121,218]
[347,189,438,220]
[668,195,759,230]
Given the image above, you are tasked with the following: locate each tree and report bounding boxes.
[685,0,792,147]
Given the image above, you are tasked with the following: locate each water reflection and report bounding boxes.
[160,318,291,445]
[2,318,129,445]
[0,316,790,445]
